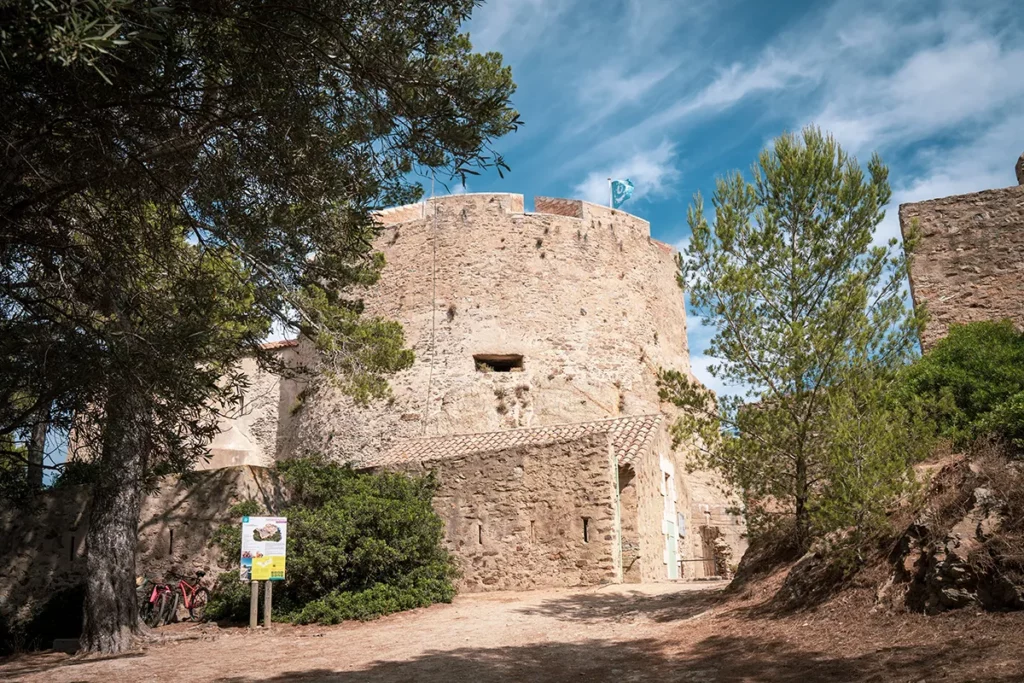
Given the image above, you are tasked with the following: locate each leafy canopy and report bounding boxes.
[0,0,520,476]
[659,126,927,547]
[1,0,518,653]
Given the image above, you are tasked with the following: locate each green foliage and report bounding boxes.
[894,320,1024,449]
[1,0,517,491]
[813,376,930,543]
[291,569,456,624]
[660,127,925,549]
[206,458,456,624]
[49,460,102,489]
[0,435,31,506]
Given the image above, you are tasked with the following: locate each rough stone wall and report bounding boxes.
[687,476,747,577]
[0,467,287,625]
[202,346,305,469]
[630,428,688,581]
[618,465,641,583]
[291,193,691,462]
[900,183,1024,350]
[394,433,620,592]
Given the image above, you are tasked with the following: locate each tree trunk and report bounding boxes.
[80,388,149,654]
[794,451,809,552]
[26,406,49,489]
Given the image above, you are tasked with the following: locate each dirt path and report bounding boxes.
[3,581,1023,682]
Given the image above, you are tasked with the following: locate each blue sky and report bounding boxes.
[455,0,1024,397]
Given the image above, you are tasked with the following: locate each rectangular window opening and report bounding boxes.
[478,524,483,544]
[474,354,524,372]
[583,517,590,543]
[169,529,174,555]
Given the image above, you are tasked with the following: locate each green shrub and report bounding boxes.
[206,457,456,625]
[895,320,1024,448]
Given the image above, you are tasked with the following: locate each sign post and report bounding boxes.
[249,580,259,629]
[240,516,287,628]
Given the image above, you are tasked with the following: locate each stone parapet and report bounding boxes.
[900,183,1024,349]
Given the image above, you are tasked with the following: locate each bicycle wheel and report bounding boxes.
[189,587,210,622]
[147,591,169,628]
[166,590,181,624]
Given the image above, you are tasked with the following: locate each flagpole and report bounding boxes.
[607,177,612,208]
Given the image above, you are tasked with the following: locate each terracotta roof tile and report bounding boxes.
[363,414,662,468]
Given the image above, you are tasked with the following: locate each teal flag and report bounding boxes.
[611,179,634,208]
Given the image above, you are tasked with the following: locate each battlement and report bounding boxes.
[373,192,652,237]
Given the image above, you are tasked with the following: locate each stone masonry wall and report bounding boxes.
[633,427,694,581]
[618,465,641,582]
[290,193,691,463]
[0,467,287,626]
[395,433,620,592]
[900,182,1024,350]
[203,346,305,469]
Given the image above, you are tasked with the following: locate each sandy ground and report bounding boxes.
[3,580,1023,682]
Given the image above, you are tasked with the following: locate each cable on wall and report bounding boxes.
[422,173,437,434]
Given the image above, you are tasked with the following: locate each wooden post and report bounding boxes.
[249,580,259,629]
[263,580,273,628]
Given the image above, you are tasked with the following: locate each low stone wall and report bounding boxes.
[396,433,621,592]
[0,467,287,626]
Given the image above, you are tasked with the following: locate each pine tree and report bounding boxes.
[659,127,927,550]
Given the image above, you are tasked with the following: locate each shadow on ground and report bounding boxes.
[208,635,1020,682]
[0,652,145,679]
[514,585,726,623]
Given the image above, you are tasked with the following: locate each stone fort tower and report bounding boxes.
[208,192,745,585]
[291,193,693,453]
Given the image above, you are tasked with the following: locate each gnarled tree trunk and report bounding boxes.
[80,388,149,654]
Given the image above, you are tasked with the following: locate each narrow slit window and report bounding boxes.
[169,529,174,555]
[478,524,483,544]
[474,354,524,372]
[583,517,590,543]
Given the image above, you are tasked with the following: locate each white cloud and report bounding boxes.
[812,35,1024,156]
[467,0,575,55]
[573,62,680,131]
[571,140,680,205]
[873,109,1024,247]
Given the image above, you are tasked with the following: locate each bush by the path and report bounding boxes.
[206,457,456,624]
[895,320,1024,449]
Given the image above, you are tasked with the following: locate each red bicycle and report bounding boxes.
[140,571,209,626]
[168,570,210,623]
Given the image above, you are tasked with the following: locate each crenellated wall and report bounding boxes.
[290,193,691,461]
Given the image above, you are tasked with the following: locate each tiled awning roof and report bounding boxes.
[363,414,662,469]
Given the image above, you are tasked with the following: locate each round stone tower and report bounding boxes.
[290,193,694,460]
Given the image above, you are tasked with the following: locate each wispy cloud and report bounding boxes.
[467,0,576,55]
[571,140,680,205]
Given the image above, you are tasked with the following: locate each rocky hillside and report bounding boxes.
[735,443,1024,615]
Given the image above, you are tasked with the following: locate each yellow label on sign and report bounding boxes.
[251,555,286,581]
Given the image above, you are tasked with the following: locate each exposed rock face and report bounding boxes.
[892,458,1024,614]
